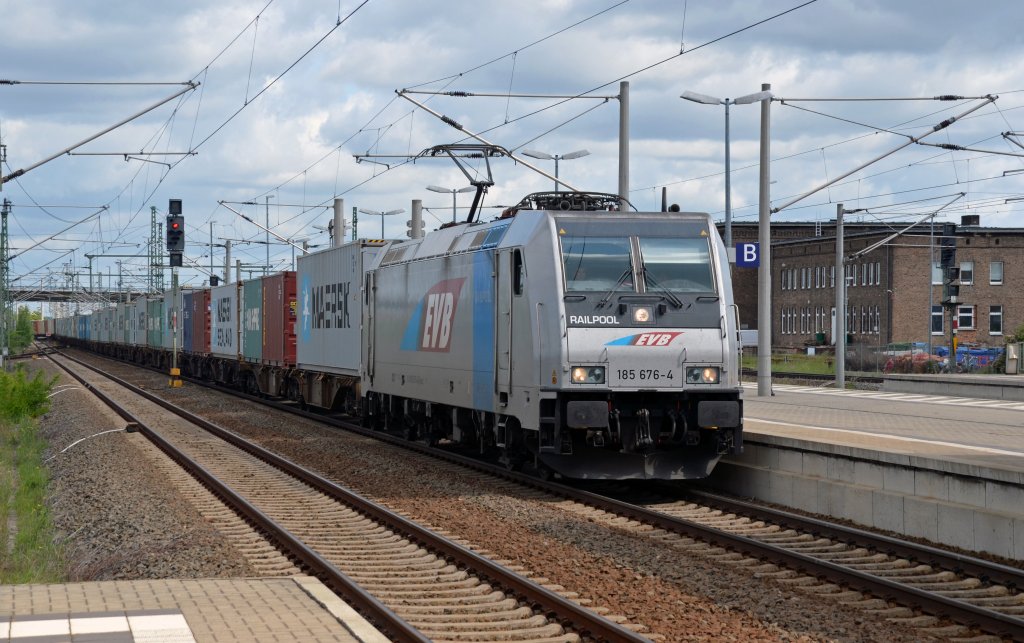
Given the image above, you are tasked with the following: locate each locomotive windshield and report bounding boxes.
[560,230,715,294]
[638,237,714,293]
[561,236,634,292]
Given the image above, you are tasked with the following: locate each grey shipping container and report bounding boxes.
[296,240,385,375]
[210,282,240,358]
[241,279,263,362]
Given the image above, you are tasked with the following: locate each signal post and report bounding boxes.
[167,198,184,388]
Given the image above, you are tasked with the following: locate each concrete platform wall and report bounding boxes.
[709,437,1024,561]
[882,374,1024,401]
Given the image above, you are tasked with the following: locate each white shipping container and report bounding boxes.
[296,240,385,375]
[210,282,240,358]
[161,289,188,350]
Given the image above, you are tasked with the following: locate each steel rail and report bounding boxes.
[53,350,648,643]
[46,353,430,643]
[683,488,1024,590]
[60,347,1024,639]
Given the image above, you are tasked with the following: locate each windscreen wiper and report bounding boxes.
[597,268,633,309]
[642,269,684,309]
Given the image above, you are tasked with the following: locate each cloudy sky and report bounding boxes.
[2,0,1023,293]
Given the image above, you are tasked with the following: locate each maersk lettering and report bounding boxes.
[310,281,351,329]
[569,315,620,325]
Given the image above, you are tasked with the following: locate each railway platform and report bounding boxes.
[708,382,1024,560]
[0,576,389,642]
[882,372,1024,401]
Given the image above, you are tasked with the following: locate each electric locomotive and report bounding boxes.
[360,191,743,479]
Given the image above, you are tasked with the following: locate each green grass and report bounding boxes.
[0,367,64,583]
[742,353,838,375]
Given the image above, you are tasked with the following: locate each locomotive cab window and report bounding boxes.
[558,222,716,296]
[513,249,524,295]
[638,237,714,293]
[561,236,633,292]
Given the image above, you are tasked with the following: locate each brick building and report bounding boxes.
[724,217,1024,351]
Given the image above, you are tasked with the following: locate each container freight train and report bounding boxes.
[33,318,55,339]
[54,191,743,480]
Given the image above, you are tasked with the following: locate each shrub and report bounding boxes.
[0,368,57,422]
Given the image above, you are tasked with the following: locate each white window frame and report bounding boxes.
[931,305,943,335]
[957,304,975,330]
[875,261,881,285]
[990,261,1003,285]
[931,262,943,285]
[990,305,1003,335]
[830,265,835,288]
[960,261,974,285]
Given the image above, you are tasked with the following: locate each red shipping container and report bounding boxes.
[262,271,297,366]
[192,289,211,353]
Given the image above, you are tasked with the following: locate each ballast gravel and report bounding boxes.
[34,351,938,642]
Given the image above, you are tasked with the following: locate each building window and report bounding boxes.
[931,305,943,334]
[960,261,974,285]
[830,264,835,288]
[861,306,867,333]
[863,262,869,286]
[874,262,881,285]
[990,261,1003,285]
[781,270,787,290]
[815,266,820,289]
[990,305,1003,335]
[932,262,942,285]
[957,305,975,330]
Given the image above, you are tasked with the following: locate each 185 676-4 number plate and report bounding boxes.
[610,367,677,387]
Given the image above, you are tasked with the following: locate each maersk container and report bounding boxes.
[241,279,263,362]
[191,289,211,353]
[147,297,163,347]
[262,271,297,366]
[182,292,194,352]
[296,240,385,375]
[210,282,240,358]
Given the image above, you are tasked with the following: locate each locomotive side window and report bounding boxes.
[561,236,634,292]
[513,249,524,295]
[638,237,715,293]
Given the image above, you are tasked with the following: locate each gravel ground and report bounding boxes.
[30,350,941,641]
[25,357,254,581]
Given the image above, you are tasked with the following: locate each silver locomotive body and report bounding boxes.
[363,197,743,479]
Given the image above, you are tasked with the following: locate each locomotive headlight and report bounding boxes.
[685,366,720,384]
[632,306,652,323]
[571,366,606,384]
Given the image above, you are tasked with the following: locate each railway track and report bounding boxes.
[59,347,1024,640]
[47,350,650,643]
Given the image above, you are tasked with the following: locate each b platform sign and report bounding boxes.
[736,242,759,268]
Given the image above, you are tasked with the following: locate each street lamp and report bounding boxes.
[426,185,475,224]
[679,89,772,249]
[357,207,405,238]
[521,149,590,192]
